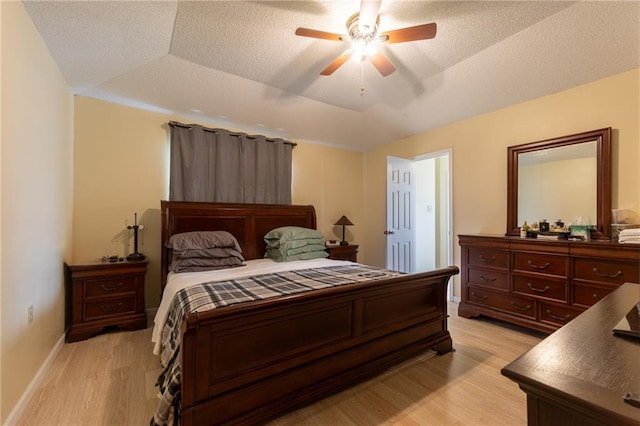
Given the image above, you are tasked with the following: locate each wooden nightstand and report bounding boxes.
[326,244,359,262]
[65,259,148,342]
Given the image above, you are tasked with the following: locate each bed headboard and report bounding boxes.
[160,201,317,291]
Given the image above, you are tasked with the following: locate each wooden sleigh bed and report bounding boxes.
[158,200,459,425]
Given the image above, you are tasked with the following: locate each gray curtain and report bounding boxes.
[169,122,293,204]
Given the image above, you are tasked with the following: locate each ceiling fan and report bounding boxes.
[295,0,437,77]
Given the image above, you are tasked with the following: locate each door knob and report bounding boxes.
[384,230,395,235]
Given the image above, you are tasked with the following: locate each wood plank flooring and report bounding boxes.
[15,303,544,425]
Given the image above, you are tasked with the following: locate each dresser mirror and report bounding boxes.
[506,127,611,239]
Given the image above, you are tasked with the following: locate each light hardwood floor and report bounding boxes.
[16,303,544,425]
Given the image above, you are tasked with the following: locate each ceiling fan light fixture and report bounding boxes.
[352,38,377,60]
[294,0,437,77]
[347,13,379,39]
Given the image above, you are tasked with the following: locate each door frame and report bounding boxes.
[412,148,454,301]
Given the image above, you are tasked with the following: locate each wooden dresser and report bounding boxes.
[458,235,640,333]
[66,259,148,342]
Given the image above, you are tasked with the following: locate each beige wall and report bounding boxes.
[72,97,364,308]
[362,68,640,298]
[1,2,74,422]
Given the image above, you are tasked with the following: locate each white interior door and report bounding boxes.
[386,156,416,273]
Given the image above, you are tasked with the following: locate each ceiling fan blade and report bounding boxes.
[320,50,353,75]
[368,51,396,76]
[358,0,382,33]
[380,22,437,44]
[295,27,344,41]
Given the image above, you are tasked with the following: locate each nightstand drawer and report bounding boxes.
[85,296,136,320]
[327,244,358,262]
[66,259,148,342]
[85,277,137,298]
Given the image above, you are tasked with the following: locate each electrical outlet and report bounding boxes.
[28,305,33,325]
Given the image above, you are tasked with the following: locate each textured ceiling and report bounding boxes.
[23,1,640,151]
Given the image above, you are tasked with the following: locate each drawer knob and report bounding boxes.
[592,293,601,302]
[546,309,571,322]
[480,275,496,283]
[471,291,487,302]
[510,302,531,312]
[527,260,550,270]
[479,255,496,263]
[100,302,123,311]
[527,283,550,294]
[101,282,124,291]
[592,268,623,279]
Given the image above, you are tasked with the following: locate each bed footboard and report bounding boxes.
[179,265,459,425]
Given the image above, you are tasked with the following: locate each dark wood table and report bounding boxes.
[502,282,640,425]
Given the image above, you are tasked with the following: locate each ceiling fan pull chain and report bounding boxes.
[360,61,365,96]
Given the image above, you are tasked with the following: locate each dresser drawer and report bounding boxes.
[573,258,639,285]
[573,284,615,308]
[84,296,137,321]
[540,302,583,327]
[467,267,509,290]
[513,275,567,302]
[466,247,509,269]
[513,252,567,277]
[84,276,137,298]
[466,286,535,319]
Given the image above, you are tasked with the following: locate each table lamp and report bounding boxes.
[126,212,145,261]
[334,215,354,246]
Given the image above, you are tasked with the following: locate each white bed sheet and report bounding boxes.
[152,257,352,354]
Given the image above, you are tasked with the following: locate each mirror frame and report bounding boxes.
[506,127,612,239]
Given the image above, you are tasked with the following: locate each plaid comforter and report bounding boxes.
[151,263,402,426]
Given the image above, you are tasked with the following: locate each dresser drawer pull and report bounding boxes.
[100,302,123,312]
[480,275,496,283]
[471,291,487,302]
[592,268,623,279]
[101,282,124,291]
[510,302,531,312]
[479,255,496,263]
[546,309,571,322]
[527,260,550,270]
[592,293,601,302]
[527,283,549,294]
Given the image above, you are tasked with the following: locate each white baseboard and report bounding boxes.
[4,331,66,425]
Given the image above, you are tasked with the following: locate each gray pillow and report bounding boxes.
[172,247,244,261]
[170,256,244,273]
[168,231,242,253]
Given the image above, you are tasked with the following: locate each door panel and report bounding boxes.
[386,156,415,272]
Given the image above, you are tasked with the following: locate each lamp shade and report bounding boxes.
[334,215,354,226]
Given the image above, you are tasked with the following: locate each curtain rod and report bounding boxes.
[169,121,297,147]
